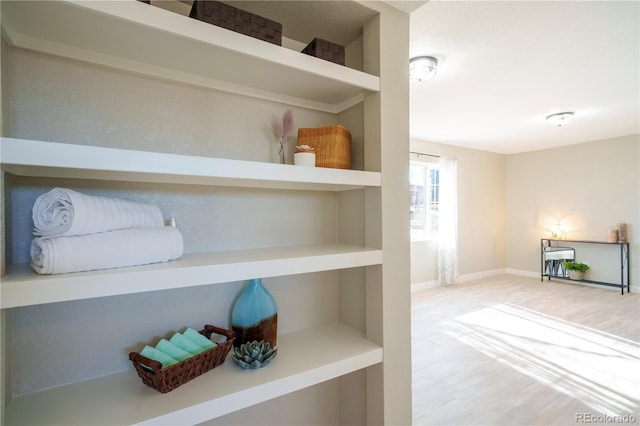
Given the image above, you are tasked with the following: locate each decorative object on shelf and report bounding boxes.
[30,188,183,274]
[155,338,194,362]
[32,187,164,238]
[301,38,345,65]
[129,325,235,393]
[30,227,184,275]
[608,228,619,243]
[189,1,282,46]
[409,56,438,82]
[617,223,627,243]
[546,112,575,127]
[543,247,574,277]
[546,222,566,239]
[294,145,316,167]
[231,278,278,347]
[231,340,278,369]
[562,261,589,281]
[297,125,351,169]
[270,109,294,164]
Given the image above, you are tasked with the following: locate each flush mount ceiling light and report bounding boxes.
[546,112,575,127]
[410,56,438,82]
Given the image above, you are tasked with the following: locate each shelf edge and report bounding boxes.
[2,245,383,308]
[1,138,382,191]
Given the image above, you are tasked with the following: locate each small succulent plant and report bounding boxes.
[231,340,278,369]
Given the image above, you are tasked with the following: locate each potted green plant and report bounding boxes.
[562,261,589,280]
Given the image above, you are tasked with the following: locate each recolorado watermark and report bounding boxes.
[576,413,637,424]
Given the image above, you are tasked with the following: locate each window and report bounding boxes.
[410,161,440,241]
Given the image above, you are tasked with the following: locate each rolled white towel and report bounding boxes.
[30,227,184,275]
[32,188,164,237]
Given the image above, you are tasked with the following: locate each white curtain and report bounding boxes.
[437,156,458,286]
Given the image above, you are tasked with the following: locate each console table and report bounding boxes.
[541,238,630,295]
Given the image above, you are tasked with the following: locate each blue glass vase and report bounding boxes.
[231,278,277,348]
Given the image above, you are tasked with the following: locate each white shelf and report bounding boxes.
[0,0,380,113]
[4,322,383,425]
[1,243,382,308]
[1,137,381,191]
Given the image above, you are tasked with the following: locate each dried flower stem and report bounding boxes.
[270,109,294,164]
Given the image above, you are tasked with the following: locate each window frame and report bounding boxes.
[410,160,440,242]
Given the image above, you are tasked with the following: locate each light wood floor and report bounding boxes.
[411,275,640,425]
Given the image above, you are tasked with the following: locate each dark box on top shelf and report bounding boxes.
[301,38,345,65]
[189,1,282,46]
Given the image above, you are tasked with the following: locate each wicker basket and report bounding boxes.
[301,38,345,65]
[297,125,351,169]
[189,1,282,46]
[129,324,235,393]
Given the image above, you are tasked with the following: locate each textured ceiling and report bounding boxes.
[410,1,640,154]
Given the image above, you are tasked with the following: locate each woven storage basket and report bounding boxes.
[301,38,345,65]
[297,125,351,169]
[189,1,282,46]
[129,325,235,393]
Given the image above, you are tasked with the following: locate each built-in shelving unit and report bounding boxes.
[1,0,411,424]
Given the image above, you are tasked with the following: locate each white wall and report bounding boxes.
[7,48,336,163]
[506,134,639,289]
[410,139,506,286]
[410,134,639,293]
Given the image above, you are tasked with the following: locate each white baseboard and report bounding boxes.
[459,268,507,282]
[411,280,439,292]
[412,268,639,294]
[506,268,539,279]
[412,269,507,292]
[506,269,640,294]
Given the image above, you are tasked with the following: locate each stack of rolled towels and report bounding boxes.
[30,188,183,275]
[140,328,218,368]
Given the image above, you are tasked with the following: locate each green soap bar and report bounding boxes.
[183,328,217,349]
[140,345,179,368]
[170,332,206,355]
[156,338,192,361]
